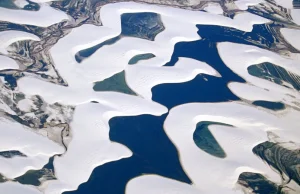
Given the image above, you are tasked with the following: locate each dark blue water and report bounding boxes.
[75,36,121,63]
[75,12,164,63]
[156,39,243,108]
[65,114,191,194]
[196,24,277,50]
[252,100,285,111]
[64,23,277,194]
[65,40,242,194]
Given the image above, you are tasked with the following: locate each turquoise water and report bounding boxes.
[193,121,232,158]
[128,53,155,65]
[93,71,136,95]
[0,0,18,9]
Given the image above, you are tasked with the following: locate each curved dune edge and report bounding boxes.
[0,55,19,70]
[217,42,300,109]
[234,0,264,10]
[0,30,40,54]
[126,175,201,194]
[280,28,300,51]
[291,9,300,25]
[0,4,70,27]
[204,3,223,15]
[0,4,69,27]
[0,182,42,194]
[126,57,220,99]
[0,118,64,179]
[228,82,296,107]
[163,102,300,193]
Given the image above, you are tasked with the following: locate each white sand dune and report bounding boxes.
[0,182,41,194]
[274,0,293,8]
[204,3,223,14]
[126,175,202,194]
[291,9,300,25]
[0,30,40,54]
[218,42,300,108]
[0,118,64,179]
[126,57,220,99]
[163,102,300,193]
[0,4,69,27]
[0,55,19,70]
[234,0,264,10]
[228,82,297,108]
[281,28,300,51]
